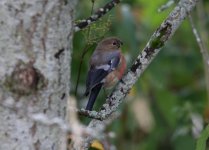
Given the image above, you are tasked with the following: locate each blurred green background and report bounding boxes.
[71,0,209,149]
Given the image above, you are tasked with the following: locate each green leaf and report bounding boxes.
[196,124,209,150]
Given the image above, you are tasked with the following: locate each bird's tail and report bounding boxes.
[85,83,103,111]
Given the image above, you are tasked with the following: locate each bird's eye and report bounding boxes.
[112,42,117,45]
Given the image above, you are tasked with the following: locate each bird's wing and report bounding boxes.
[85,53,121,96]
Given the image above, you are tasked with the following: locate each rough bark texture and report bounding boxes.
[0,0,76,150]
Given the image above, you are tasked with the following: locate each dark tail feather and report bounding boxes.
[85,83,103,111]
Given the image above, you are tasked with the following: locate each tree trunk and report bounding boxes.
[0,0,76,149]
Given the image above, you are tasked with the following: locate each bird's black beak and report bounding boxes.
[117,40,123,48]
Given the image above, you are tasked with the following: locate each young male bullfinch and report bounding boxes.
[84,37,126,111]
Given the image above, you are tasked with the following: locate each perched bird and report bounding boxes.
[84,37,126,111]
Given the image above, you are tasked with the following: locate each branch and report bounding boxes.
[83,0,199,121]
[196,1,209,106]
[158,0,175,12]
[78,109,104,120]
[188,14,209,64]
[81,112,120,149]
[74,0,120,32]
[188,14,209,102]
[79,0,199,148]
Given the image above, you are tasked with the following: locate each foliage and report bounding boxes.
[72,0,209,149]
[196,124,209,150]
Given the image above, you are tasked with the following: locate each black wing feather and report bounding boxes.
[85,54,120,96]
[85,68,108,96]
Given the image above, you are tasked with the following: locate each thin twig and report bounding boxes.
[74,0,120,32]
[188,14,209,62]
[74,45,92,96]
[189,13,209,108]
[196,0,209,107]
[86,0,95,38]
[75,0,95,96]
[158,0,175,12]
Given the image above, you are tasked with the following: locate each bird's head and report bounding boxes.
[97,37,123,51]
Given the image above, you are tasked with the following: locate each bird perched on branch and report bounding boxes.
[84,37,126,111]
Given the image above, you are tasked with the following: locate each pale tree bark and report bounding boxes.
[0,0,76,150]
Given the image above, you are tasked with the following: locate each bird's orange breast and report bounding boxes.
[104,55,126,89]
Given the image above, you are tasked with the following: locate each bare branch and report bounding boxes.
[81,112,120,149]
[188,14,209,64]
[74,0,120,32]
[196,1,209,106]
[158,0,175,12]
[73,0,200,148]
[78,109,103,120]
[75,45,92,96]
[81,0,199,121]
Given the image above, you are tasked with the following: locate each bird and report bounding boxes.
[84,37,126,111]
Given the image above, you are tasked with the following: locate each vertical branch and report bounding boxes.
[75,45,92,96]
[75,0,95,96]
[188,14,209,106]
[196,0,209,108]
